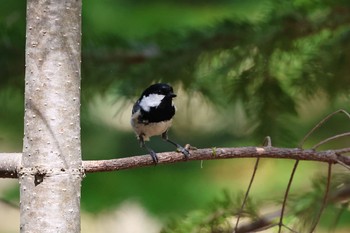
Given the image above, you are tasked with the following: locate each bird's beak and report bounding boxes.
[169,93,177,98]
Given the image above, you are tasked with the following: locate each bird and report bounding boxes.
[131,83,190,164]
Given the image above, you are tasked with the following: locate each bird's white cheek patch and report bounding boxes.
[139,94,165,112]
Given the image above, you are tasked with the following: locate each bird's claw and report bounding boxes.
[149,151,159,164]
[178,146,190,159]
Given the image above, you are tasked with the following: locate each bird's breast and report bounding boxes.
[131,117,173,141]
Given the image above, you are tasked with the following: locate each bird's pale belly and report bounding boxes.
[131,119,173,141]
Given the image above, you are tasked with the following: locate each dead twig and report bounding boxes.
[299,109,350,148]
[234,136,271,232]
[233,158,261,232]
[309,163,332,232]
[312,132,350,150]
[278,160,299,233]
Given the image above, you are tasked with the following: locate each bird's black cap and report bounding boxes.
[140,83,175,98]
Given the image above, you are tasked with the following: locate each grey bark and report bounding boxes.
[20,0,82,232]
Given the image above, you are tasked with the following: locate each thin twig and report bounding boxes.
[234,137,270,232]
[335,150,350,170]
[278,160,299,233]
[312,132,350,150]
[233,158,260,232]
[299,109,350,148]
[237,222,278,233]
[309,163,332,233]
[333,147,350,155]
[263,136,272,147]
[282,224,300,233]
[234,209,299,233]
[335,159,350,170]
[333,147,350,154]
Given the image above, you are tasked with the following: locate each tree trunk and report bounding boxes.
[20,0,82,232]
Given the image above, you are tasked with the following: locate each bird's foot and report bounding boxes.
[149,150,159,164]
[177,146,190,159]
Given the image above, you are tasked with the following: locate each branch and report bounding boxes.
[1,147,350,178]
[278,160,299,233]
[0,153,21,178]
[310,163,332,232]
[82,147,350,174]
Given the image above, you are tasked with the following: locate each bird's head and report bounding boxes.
[138,83,176,112]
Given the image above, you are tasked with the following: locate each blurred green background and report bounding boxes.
[1,0,350,232]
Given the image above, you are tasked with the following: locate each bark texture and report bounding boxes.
[82,147,350,173]
[20,0,82,232]
[1,147,350,178]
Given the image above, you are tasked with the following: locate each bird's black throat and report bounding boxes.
[139,96,175,123]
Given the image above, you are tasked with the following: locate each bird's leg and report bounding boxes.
[139,135,158,164]
[161,131,190,159]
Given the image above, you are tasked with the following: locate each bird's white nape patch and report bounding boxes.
[139,94,165,112]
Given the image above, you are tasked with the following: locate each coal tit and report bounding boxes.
[131,83,190,163]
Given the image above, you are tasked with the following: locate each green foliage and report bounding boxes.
[287,173,350,232]
[162,190,261,233]
[80,0,350,142]
[2,0,350,142]
[0,1,25,91]
[163,173,350,232]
